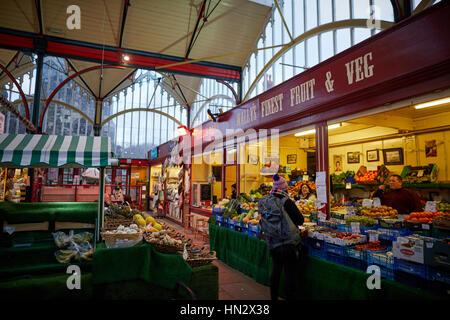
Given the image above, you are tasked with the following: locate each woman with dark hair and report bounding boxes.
[295,183,316,202]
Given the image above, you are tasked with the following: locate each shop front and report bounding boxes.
[193,2,450,298]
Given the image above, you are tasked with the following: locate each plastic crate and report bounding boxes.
[325,242,346,256]
[305,237,326,259]
[247,223,260,238]
[325,252,344,264]
[394,258,428,279]
[427,267,450,285]
[377,228,413,241]
[344,246,366,261]
[212,206,224,216]
[360,225,379,236]
[317,220,338,229]
[394,270,429,290]
[367,250,394,269]
[337,223,352,233]
[343,256,368,271]
[227,219,236,231]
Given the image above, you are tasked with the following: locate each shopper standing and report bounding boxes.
[258,174,304,300]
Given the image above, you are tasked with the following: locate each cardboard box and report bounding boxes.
[393,235,434,264]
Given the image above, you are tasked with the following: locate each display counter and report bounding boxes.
[0,243,219,300]
[209,220,447,300]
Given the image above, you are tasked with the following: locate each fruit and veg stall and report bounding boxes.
[209,187,450,299]
[0,134,218,300]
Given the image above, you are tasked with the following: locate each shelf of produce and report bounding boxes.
[332,183,450,189]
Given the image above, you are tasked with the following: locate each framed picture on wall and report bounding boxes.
[287,154,297,164]
[333,155,343,172]
[347,152,360,164]
[248,154,258,165]
[366,149,379,162]
[383,148,404,165]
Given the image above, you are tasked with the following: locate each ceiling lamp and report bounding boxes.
[414,97,450,109]
[123,55,130,62]
[177,126,189,136]
[207,109,221,122]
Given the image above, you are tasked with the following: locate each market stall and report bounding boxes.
[182,2,450,297]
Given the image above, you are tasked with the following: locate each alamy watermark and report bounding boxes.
[66,265,81,290]
[66,5,81,30]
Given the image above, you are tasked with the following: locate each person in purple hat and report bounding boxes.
[258,173,304,300]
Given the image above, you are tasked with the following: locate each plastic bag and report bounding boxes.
[53,230,94,263]
[104,234,143,248]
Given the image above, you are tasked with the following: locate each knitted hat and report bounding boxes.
[272,174,288,191]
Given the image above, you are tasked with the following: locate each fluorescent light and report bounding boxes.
[414,97,450,109]
[294,123,341,137]
[295,129,315,137]
[327,123,342,130]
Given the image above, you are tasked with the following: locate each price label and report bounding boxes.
[346,182,352,190]
[303,175,309,181]
[373,197,381,208]
[368,232,379,242]
[425,201,436,213]
[346,207,355,216]
[362,199,373,208]
[3,226,15,235]
[318,212,327,222]
[351,222,360,234]
[422,224,430,230]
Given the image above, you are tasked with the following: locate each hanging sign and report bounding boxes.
[150,147,158,160]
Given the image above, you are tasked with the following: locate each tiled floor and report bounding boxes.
[145,213,271,300]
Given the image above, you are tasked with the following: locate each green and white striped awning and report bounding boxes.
[0,134,112,168]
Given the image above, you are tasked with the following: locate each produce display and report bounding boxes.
[297,201,316,215]
[355,240,387,252]
[288,180,316,195]
[103,224,141,235]
[355,170,378,184]
[331,171,355,184]
[433,215,450,230]
[403,211,449,224]
[437,201,450,212]
[144,230,183,247]
[345,216,377,227]
[105,202,138,219]
[360,206,398,218]
[250,184,272,196]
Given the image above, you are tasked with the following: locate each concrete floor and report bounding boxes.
[148,214,271,300]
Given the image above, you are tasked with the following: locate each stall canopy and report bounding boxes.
[0,134,113,168]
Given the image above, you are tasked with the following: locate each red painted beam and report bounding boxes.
[0,31,241,81]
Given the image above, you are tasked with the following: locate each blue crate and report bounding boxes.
[216,215,223,223]
[324,242,346,256]
[394,258,428,279]
[325,252,344,264]
[317,220,338,229]
[344,246,366,261]
[360,225,379,236]
[337,223,352,233]
[305,238,326,259]
[377,228,413,241]
[427,267,450,285]
[379,265,395,281]
[366,249,394,269]
[343,256,368,271]
[305,237,325,251]
[249,223,260,233]
[212,206,224,216]
[227,219,235,230]
[394,270,429,289]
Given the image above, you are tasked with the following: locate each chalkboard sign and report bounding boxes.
[200,184,212,201]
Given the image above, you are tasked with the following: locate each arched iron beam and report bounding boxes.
[0,63,30,120]
[216,79,239,104]
[243,19,394,102]
[101,107,183,128]
[39,65,126,131]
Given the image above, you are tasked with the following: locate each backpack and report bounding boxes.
[258,194,301,250]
